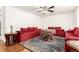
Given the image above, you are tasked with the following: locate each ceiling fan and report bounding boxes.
[36,6,54,15]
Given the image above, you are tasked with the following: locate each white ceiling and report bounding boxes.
[14,6,76,16]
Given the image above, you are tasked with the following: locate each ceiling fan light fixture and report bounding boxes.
[36,6,54,15]
[42,10,48,15]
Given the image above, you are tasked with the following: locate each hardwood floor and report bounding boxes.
[0,41,30,52]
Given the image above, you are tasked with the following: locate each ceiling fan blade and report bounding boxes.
[37,10,43,12]
[40,6,43,8]
[48,10,54,12]
[48,6,54,9]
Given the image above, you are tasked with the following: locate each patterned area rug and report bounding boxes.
[20,36,65,52]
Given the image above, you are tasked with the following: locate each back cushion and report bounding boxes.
[48,27,54,29]
[54,27,61,30]
[21,28,29,33]
[28,27,37,31]
[48,27,61,30]
[73,27,78,32]
[55,29,65,37]
[74,28,79,37]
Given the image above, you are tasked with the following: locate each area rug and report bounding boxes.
[20,36,65,52]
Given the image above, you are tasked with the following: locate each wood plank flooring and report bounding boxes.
[0,40,30,52]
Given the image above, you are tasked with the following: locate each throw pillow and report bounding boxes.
[74,28,79,37]
[73,27,78,32]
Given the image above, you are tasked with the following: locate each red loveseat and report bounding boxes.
[65,27,79,52]
[48,27,65,37]
[16,27,41,42]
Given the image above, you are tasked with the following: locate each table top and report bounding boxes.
[4,32,17,35]
[66,40,79,51]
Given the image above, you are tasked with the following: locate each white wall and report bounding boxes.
[5,7,44,33]
[76,7,79,27]
[5,7,76,33]
[0,7,5,35]
[43,11,77,30]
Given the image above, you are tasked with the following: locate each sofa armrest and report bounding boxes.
[16,31,23,34]
[16,31,22,42]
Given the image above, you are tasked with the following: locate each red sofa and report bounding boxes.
[16,27,41,42]
[65,27,79,52]
[48,27,65,37]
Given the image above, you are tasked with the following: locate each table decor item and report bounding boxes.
[40,30,53,41]
[10,25,13,34]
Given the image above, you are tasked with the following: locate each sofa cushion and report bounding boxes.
[48,27,54,29]
[55,29,65,37]
[66,33,75,38]
[21,28,29,33]
[74,28,79,37]
[65,32,79,40]
[54,27,61,30]
[28,27,37,31]
[20,29,41,41]
[48,27,61,30]
[72,27,78,33]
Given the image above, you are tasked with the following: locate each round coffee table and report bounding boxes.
[66,40,79,52]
